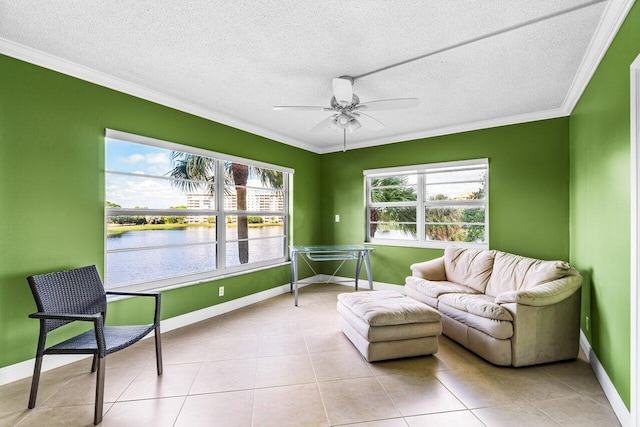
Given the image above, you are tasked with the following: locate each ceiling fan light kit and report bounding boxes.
[274,75,420,151]
[271,0,608,152]
[336,113,351,128]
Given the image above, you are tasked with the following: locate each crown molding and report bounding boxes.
[562,0,636,113]
[319,108,569,154]
[1,0,632,155]
[0,38,322,154]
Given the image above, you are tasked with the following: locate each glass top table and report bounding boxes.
[290,245,374,306]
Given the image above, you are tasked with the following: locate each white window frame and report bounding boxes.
[104,129,293,292]
[364,158,489,249]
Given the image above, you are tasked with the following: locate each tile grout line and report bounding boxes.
[174,360,207,425]
[428,368,488,426]
[302,308,334,427]
[3,285,620,427]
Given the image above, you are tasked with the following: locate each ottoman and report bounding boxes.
[337,290,442,362]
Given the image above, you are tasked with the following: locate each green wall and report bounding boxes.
[2,5,638,409]
[569,2,640,409]
[0,54,321,369]
[320,118,570,285]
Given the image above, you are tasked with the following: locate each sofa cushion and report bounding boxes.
[485,251,571,297]
[444,246,496,292]
[337,291,441,327]
[405,276,481,299]
[438,303,513,340]
[438,293,513,321]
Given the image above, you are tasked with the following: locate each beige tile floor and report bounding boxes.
[0,284,621,426]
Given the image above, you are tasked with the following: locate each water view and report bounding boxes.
[106,226,285,288]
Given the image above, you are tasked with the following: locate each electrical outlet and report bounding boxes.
[335,214,340,222]
[586,316,590,332]
[219,286,224,297]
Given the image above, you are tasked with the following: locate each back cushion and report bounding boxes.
[485,251,571,297]
[444,247,496,292]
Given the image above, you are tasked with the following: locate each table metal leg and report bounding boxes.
[290,259,294,293]
[354,252,363,291]
[293,252,299,306]
[364,251,373,290]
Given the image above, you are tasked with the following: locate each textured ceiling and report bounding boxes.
[0,1,614,153]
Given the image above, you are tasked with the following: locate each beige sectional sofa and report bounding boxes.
[405,246,582,367]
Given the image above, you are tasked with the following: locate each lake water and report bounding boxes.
[106,226,285,287]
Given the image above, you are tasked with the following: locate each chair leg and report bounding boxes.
[91,354,98,373]
[28,356,43,409]
[94,357,105,425]
[154,326,163,375]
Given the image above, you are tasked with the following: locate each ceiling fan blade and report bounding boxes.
[310,115,337,133]
[273,106,333,111]
[332,77,353,105]
[356,98,419,112]
[356,113,385,131]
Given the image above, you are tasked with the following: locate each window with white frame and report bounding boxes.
[365,159,488,249]
[105,130,291,290]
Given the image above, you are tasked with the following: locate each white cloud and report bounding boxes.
[106,177,185,208]
[146,153,169,165]
[121,154,145,164]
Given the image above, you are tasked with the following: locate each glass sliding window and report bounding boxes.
[105,130,291,291]
[365,159,488,249]
[222,160,286,268]
[424,166,487,245]
[225,215,286,267]
[368,174,418,241]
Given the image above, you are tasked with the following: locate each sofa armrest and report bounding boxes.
[495,273,582,307]
[410,257,446,281]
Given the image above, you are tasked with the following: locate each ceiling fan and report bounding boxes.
[273,1,605,151]
[274,76,419,151]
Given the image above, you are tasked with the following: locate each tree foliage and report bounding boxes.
[425,187,485,242]
[369,176,486,243]
[168,153,281,264]
[369,177,417,238]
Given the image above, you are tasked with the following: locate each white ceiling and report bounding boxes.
[0,1,630,153]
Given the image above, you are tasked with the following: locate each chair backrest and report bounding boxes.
[27,265,107,333]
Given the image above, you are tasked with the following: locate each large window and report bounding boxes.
[105,130,291,290]
[365,159,488,249]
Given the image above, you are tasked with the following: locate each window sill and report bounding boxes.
[366,239,489,250]
[106,260,291,299]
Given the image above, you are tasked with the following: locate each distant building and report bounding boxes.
[188,189,284,224]
[186,193,214,223]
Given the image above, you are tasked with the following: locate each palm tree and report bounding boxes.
[168,153,282,264]
[369,177,417,238]
[425,193,462,241]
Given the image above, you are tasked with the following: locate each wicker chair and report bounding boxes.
[26,265,163,425]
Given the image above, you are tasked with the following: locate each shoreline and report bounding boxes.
[107,222,283,237]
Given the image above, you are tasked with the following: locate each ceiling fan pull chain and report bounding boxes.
[343,129,347,152]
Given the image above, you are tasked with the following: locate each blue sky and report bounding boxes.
[106,139,269,209]
[106,139,189,208]
[106,139,174,176]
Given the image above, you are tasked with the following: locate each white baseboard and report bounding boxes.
[0,278,322,387]
[311,274,405,293]
[5,277,624,427]
[580,331,631,426]
[0,354,92,387]
[0,274,400,386]
[159,281,298,334]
